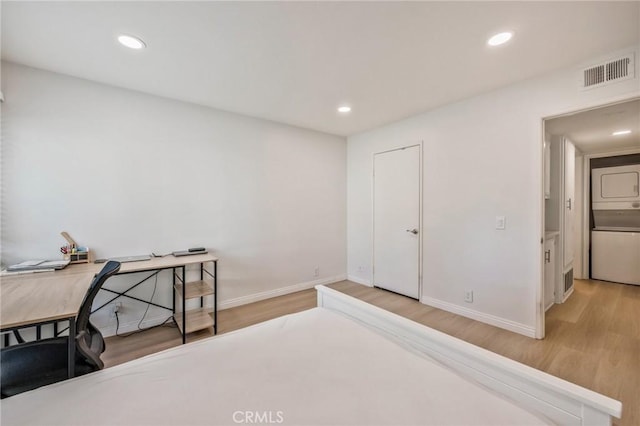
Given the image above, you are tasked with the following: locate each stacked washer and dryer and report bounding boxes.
[591,164,640,285]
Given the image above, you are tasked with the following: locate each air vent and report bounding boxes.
[564,268,573,293]
[584,65,605,87]
[607,57,630,81]
[581,53,635,90]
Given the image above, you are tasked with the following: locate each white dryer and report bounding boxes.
[592,164,640,209]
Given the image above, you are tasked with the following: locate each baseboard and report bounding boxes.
[347,275,372,287]
[421,296,536,338]
[100,275,348,337]
[218,274,347,310]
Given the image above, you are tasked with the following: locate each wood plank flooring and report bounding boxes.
[102,288,317,367]
[102,279,639,426]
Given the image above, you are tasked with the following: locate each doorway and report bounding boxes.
[541,97,640,338]
[373,144,422,299]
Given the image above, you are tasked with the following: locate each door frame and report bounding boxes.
[371,142,423,300]
[538,95,639,339]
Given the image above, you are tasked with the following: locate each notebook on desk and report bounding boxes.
[7,259,70,271]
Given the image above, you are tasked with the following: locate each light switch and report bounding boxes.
[495,216,506,230]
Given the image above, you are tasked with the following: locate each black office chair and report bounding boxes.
[0,261,121,398]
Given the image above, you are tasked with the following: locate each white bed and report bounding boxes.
[0,285,621,425]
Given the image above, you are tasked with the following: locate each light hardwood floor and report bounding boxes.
[102,279,639,426]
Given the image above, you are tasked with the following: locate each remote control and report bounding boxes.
[188,247,206,252]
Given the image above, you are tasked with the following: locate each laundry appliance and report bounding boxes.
[591,164,640,285]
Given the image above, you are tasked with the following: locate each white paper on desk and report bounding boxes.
[39,260,70,269]
[7,260,46,270]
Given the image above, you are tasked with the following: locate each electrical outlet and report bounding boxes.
[314,267,319,277]
[464,290,473,303]
[110,302,122,318]
[495,216,506,230]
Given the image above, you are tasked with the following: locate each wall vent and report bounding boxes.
[581,53,635,90]
[564,268,574,293]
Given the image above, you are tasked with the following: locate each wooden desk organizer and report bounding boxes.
[61,231,92,264]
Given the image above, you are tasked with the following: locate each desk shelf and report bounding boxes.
[173,308,214,335]
[174,280,214,300]
[172,258,217,343]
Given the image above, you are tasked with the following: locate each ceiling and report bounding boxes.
[546,99,640,154]
[1,1,639,137]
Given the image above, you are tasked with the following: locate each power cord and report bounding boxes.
[114,273,174,338]
[114,312,173,337]
[137,272,159,330]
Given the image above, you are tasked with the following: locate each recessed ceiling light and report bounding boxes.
[118,34,146,50]
[612,130,632,136]
[338,106,351,113]
[487,32,513,47]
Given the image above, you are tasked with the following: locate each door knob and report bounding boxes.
[406,229,418,235]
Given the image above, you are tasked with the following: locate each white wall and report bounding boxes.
[1,62,347,335]
[347,46,640,337]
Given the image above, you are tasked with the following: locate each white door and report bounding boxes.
[563,139,575,270]
[373,145,421,299]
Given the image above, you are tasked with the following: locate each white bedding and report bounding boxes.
[1,308,550,426]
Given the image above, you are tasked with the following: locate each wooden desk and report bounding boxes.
[97,253,219,344]
[0,271,96,329]
[61,253,216,274]
[0,270,97,377]
[0,253,219,376]
[119,253,216,273]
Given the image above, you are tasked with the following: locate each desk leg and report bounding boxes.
[200,263,204,308]
[182,266,186,344]
[214,260,218,335]
[172,268,176,314]
[67,318,76,378]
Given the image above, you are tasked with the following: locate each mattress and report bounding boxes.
[0,308,550,425]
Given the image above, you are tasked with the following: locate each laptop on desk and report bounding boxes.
[95,255,151,264]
